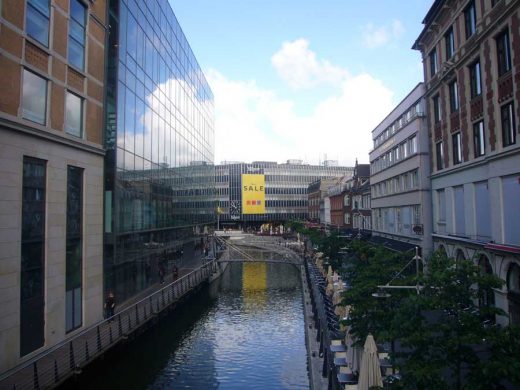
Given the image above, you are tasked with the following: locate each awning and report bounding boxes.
[369,235,418,253]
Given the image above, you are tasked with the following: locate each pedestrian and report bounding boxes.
[158,261,165,284]
[104,291,116,321]
[172,263,179,281]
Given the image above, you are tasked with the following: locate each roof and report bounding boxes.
[369,235,418,253]
[412,0,446,50]
[355,164,370,178]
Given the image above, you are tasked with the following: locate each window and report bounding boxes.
[449,80,459,113]
[469,60,482,98]
[433,94,441,124]
[436,141,444,170]
[66,166,83,332]
[437,189,446,223]
[65,92,83,137]
[501,102,516,146]
[473,121,485,157]
[26,0,50,46]
[502,175,520,245]
[408,136,417,155]
[464,1,476,39]
[344,213,350,225]
[496,29,512,77]
[411,170,419,188]
[68,0,86,70]
[445,27,455,59]
[454,186,465,235]
[429,48,438,77]
[413,205,421,225]
[452,132,462,164]
[21,157,46,355]
[344,194,350,206]
[22,69,47,125]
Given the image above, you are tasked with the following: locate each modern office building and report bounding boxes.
[414,0,520,325]
[215,161,352,226]
[369,83,433,254]
[0,0,107,371]
[104,0,215,303]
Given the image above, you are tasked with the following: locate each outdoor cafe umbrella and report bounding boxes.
[358,334,383,390]
[345,326,362,373]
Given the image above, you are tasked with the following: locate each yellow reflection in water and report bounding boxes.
[242,262,267,310]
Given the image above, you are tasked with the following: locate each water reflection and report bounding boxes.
[68,262,309,389]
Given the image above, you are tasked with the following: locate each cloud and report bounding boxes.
[362,19,405,49]
[208,69,394,166]
[271,38,349,89]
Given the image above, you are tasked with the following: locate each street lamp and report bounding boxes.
[369,248,423,376]
[373,247,423,296]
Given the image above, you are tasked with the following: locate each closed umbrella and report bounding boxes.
[358,334,383,390]
[345,327,362,373]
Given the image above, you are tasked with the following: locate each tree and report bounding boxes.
[393,251,506,389]
[341,241,413,347]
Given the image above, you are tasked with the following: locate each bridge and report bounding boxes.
[215,233,304,266]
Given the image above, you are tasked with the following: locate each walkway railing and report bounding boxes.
[0,260,217,390]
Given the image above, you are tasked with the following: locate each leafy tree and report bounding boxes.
[341,241,413,346]
[393,251,506,389]
[465,325,520,389]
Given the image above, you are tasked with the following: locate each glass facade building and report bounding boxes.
[105,0,215,302]
[216,161,353,225]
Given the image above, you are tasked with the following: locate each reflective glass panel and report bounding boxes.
[65,92,83,137]
[22,69,47,125]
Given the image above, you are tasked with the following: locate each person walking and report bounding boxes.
[104,292,116,321]
[172,263,179,281]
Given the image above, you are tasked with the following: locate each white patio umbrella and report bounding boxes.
[358,334,383,390]
[345,327,362,373]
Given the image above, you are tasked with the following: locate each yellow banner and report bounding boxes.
[242,174,265,214]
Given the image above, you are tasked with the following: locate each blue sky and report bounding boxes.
[169,0,433,165]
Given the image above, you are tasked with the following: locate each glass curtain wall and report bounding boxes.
[216,163,353,223]
[105,0,215,302]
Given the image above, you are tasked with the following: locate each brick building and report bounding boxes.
[343,163,370,235]
[0,0,106,371]
[308,177,340,223]
[413,0,520,326]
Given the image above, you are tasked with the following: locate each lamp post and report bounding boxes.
[371,246,423,376]
[374,246,423,295]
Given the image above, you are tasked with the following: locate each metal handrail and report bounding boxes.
[0,260,217,389]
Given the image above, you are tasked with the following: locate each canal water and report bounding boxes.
[70,262,309,389]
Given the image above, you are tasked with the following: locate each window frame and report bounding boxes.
[496,29,512,77]
[452,132,463,165]
[464,0,477,39]
[501,102,516,147]
[436,141,444,170]
[22,69,48,125]
[433,94,442,124]
[65,91,84,138]
[445,27,455,59]
[449,80,459,113]
[68,0,87,71]
[469,60,482,99]
[429,48,438,77]
[473,120,485,157]
[26,0,51,47]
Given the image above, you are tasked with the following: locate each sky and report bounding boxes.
[169,1,433,166]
